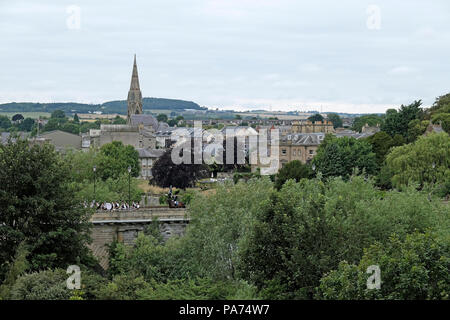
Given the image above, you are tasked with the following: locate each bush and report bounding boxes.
[316,232,450,300]
[10,269,71,300]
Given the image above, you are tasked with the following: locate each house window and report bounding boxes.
[293,150,296,156]
[309,150,314,155]
[281,148,287,155]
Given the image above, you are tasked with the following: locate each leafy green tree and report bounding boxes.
[0,242,29,299]
[51,110,66,119]
[312,134,377,179]
[238,177,446,298]
[274,160,312,190]
[351,114,384,132]
[327,113,343,129]
[61,122,80,135]
[385,132,450,192]
[365,131,404,166]
[307,113,324,123]
[10,269,71,300]
[316,232,449,300]
[112,116,126,124]
[18,118,35,131]
[0,140,92,279]
[187,178,273,280]
[73,113,80,123]
[407,119,429,142]
[156,113,168,123]
[381,100,423,138]
[0,115,11,130]
[97,141,140,180]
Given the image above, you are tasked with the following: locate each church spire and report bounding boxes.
[130,54,140,90]
[127,54,143,123]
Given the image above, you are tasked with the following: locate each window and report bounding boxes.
[309,150,314,155]
[281,148,287,155]
[293,150,296,156]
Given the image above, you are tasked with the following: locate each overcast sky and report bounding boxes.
[1,0,449,113]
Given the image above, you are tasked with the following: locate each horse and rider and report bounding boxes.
[167,185,185,208]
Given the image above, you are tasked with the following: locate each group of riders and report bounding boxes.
[84,201,140,211]
[84,185,183,210]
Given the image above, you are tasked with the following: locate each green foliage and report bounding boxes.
[0,115,12,130]
[238,176,447,298]
[274,160,312,190]
[307,113,324,123]
[327,113,343,129]
[112,115,126,124]
[312,134,377,179]
[73,113,80,123]
[51,110,66,119]
[188,178,274,280]
[407,119,429,143]
[156,113,168,123]
[0,140,92,280]
[351,114,384,132]
[10,269,71,300]
[97,141,140,180]
[0,242,29,299]
[381,100,423,138]
[136,278,259,300]
[316,232,449,300]
[385,132,450,192]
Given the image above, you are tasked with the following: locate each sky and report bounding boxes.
[0,0,449,113]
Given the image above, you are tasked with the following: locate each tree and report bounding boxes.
[381,100,423,138]
[0,140,92,280]
[327,113,342,129]
[316,232,449,300]
[0,115,11,130]
[11,114,24,122]
[274,160,312,190]
[73,113,80,123]
[366,131,397,166]
[112,116,126,125]
[51,110,66,119]
[61,122,80,135]
[312,134,377,179]
[97,141,140,180]
[385,132,450,192]
[307,113,324,123]
[429,93,450,134]
[407,119,429,143]
[239,177,446,299]
[235,114,242,120]
[151,143,209,189]
[156,113,168,123]
[18,118,35,131]
[351,114,384,132]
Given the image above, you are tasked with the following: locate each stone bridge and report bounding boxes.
[90,207,189,269]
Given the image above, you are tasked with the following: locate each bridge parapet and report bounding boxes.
[91,207,188,223]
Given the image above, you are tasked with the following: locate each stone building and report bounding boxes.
[33,130,82,151]
[291,120,334,133]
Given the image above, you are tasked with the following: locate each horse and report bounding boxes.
[168,199,185,208]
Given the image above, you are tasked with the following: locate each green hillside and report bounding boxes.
[0,97,204,115]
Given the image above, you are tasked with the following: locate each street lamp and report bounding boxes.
[128,166,131,207]
[93,165,97,201]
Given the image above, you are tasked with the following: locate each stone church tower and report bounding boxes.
[127,54,143,123]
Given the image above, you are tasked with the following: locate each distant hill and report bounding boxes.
[0,97,204,115]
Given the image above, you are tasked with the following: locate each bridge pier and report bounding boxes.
[89,207,189,269]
